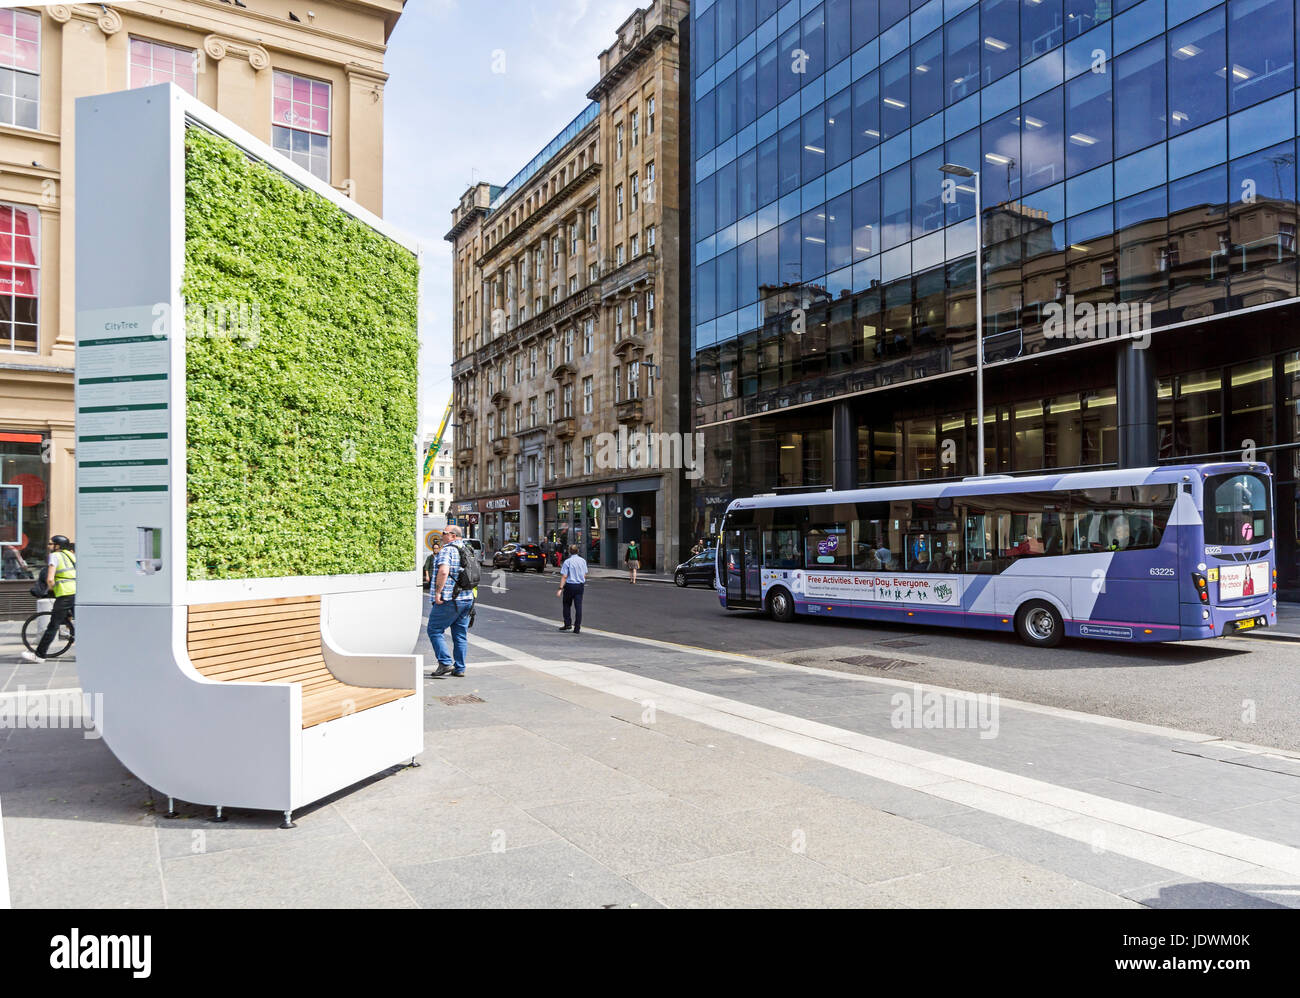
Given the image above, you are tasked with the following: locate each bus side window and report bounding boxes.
[764,528,802,568]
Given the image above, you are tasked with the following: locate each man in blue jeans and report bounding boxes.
[427,524,474,677]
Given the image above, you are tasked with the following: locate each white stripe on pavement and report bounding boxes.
[468,630,1300,892]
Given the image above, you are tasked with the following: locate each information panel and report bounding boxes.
[75,305,172,604]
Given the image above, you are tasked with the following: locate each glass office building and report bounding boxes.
[689,0,1300,594]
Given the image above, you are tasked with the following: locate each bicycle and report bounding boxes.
[21,608,75,658]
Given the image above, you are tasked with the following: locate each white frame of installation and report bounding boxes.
[74,84,426,827]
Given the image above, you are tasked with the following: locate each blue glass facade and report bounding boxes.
[689,0,1300,592]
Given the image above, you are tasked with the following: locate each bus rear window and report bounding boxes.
[1204,473,1271,544]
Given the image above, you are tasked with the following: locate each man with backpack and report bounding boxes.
[427,524,477,677]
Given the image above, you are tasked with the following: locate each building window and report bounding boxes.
[513,356,522,385]
[272,71,331,182]
[583,318,595,354]
[545,337,555,370]
[615,304,624,338]
[583,376,594,414]
[616,243,625,267]
[0,8,39,130]
[589,262,600,282]
[645,161,655,203]
[563,442,573,477]
[488,463,496,490]
[487,412,495,440]
[646,354,655,397]
[570,224,578,255]
[564,327,574,362]
[630,297,639,332]
[631,233,640,257]
[647,95,655,134]
[563,383,574,417]
[129,38,197,96]
[528,396,537,427]
[589,206,599,242]
[551,286,560,305]
[647,225,656,248]
[527,455,537,485]
[616,185,624,221]
[631,173,639,212]
[536,248,545,279]
[631,109,640,147]
[614,366,622,403]
[547,446,555,481]
[0,203,38,352]
[616,122,624,159]
[568,275,577,294]
[529,346,537,378]
[546,390,556,423]
[647,291,655,331]
[552,239,560,268]
[583,437,594,474]
[628,361,641,400]
[513,402,522,432]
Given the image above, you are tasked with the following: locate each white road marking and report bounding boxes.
[469,629,1300,892]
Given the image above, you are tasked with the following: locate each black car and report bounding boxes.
[493,542,546,572]
[673,549,718,588]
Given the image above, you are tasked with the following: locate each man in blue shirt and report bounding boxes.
[428,524,475,677]
[555,543,588,634]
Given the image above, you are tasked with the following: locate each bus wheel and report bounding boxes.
[767,587,796,623]
[1015,600,1063,648]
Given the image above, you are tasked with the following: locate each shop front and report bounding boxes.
[1,429,51,617]
[556,484,617,567]
[614,476,662,573]
[447,500,479,539]
[480,494,520,557]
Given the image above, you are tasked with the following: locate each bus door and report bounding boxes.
[725,526,762,608]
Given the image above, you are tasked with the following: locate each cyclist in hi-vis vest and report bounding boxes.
[23,534,75,663]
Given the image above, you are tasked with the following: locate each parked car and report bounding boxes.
[493,542,546,572]
[461,537,485,564]
[674,548,718,588]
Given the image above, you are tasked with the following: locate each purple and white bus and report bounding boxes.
[716,463,1276,646]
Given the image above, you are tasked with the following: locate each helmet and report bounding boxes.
[50,535,71,548]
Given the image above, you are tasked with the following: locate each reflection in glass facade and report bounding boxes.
[689,0,1300,594]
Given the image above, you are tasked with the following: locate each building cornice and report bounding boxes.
[587,23,675,100]
[110,1,391,66]
[475,160,601,267]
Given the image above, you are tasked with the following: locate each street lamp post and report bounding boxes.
[940,163,984,476]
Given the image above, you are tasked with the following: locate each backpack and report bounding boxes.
[451,543,480,597]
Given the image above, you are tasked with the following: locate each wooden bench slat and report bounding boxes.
[193,651,325,678]
[187,609,320,633]
[189,633,322,663]
[187,620,320,650]
[187,595,321,615]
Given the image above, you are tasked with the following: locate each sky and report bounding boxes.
[382,0,643,436]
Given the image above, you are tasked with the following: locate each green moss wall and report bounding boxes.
[183,127,419,581]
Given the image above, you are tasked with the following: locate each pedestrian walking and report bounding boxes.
[22,534,75,664]
[427,524,476,677]
[556,543,588,634]
[422,541,441,591]
[625,538,641,584]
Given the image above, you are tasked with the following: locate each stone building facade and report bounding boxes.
[0,0,404,613]
[447,0,689,572]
